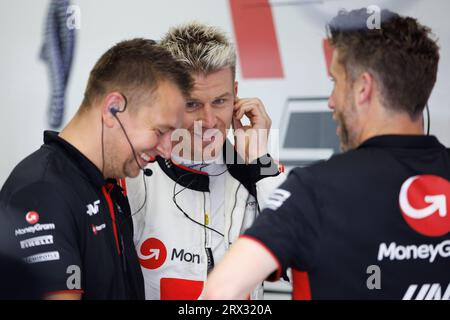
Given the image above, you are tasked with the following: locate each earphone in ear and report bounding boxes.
[108,101,154,178]
[109,105,119,116]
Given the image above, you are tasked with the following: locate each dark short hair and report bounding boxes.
[327,9,440,118]
[81,38,193,111]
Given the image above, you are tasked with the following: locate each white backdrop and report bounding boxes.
[1,0,449,185]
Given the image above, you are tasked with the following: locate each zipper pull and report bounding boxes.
[204,212,209,226]
[206,247,215,274]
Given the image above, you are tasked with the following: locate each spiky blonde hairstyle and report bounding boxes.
[160,21,236,79]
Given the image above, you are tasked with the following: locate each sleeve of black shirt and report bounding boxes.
[243,168,322,281]
[3,181,83,296]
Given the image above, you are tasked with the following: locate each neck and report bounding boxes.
[59,109,104,173]
[358,110,425,146]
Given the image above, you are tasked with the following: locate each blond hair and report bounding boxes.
[160,21,236,79]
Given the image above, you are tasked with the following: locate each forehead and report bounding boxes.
[190,68,234,99]
[138,81,185,128]
[330,49,345,77]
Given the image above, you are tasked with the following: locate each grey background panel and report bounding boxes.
[284,112,340,152]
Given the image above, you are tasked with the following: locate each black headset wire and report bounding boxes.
[425,103,430,136]
[101,93,150,229]
[101,116,105,177]
[173,159,262,243]
[111,102,150,184]
[111,112,151,223]
[172,165,229,238]
[106,95,261,238]
[227,183,241,245]
[99,94,132,271]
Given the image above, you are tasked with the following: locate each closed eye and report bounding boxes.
[154,129,162,138]
[154,127,168,137]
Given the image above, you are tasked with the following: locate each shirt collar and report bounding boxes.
[171,149,225,167]
[156,139,280,195]
[358,135,444,150]
[43,130,107,189]
[155,140,241,192]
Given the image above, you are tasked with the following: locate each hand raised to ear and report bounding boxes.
[233,97,272,164]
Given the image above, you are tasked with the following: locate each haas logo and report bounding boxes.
[25,211,40,225]
[138,238,167,270]
[399,175,450,237]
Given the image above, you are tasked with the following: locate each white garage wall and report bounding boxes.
[0,0,449,185]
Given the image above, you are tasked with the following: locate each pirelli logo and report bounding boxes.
[20,235,54,249]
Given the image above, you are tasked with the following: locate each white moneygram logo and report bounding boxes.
[378,240,450,263]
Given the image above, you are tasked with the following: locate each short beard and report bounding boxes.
[337,94,358,152]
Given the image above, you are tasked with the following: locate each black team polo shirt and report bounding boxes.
[0,131,145,299]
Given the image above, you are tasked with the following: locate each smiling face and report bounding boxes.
[105,81,186,178]
[173,68,237,161]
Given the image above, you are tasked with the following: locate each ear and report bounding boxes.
[234,81,239,98]
[101,92,126,128]
[354,72,373,107]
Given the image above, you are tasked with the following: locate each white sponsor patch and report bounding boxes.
[403,282,450,300]
[265,189,291,211]
[24,251,60,264]
[86,200,101,216]
[377,240,450,263]
[91,223,106,235]
[15,223,55,237]
[94,223,106,231]
[20,235,54,249]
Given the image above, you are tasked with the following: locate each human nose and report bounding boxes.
[155,131,173,159]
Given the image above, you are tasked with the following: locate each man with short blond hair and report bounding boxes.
[127,22,284,300]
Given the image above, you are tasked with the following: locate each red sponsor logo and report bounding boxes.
[160,278,204,300]
[25,211,39,225]
[138,238,167,270]
[92,224,97,236]
[399,175,450,237]
[91,223,106,236]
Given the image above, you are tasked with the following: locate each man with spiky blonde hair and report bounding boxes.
[126,22,285,300]
[161,21,237,79]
